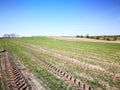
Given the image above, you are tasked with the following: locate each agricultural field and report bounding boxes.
[0,37,120,90]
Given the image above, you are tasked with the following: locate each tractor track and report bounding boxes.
[23,51,93,90]
[19,43,120,80]
[0,49,93,90]
[0,50,29,90]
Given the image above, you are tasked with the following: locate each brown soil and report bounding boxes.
[14,55,47,90]
[0,51,30,90]
[50,36,120,43]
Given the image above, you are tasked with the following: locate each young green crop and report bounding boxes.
[0,37,120,90]
[0,38,75,90]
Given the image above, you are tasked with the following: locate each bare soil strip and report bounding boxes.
[50,36,120,43]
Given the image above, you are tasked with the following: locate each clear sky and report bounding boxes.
[0,0,120,37]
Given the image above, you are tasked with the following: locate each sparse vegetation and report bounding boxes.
[0,37,120,90]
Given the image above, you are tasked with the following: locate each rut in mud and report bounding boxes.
[0,50,46,90]
[0,50,29,90]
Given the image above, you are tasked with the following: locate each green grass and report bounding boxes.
[0,37,120,90]
[15,37,120,62]
[0,38,74,90]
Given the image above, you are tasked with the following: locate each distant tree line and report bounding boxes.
[3,33,19,38]
[76,34,120,41]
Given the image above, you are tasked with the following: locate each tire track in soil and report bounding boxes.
[48,48,120,70]
[0,50,29,90]
[20,43,120,80]
[23,50,92,90]
[1,50,48,90]
[11,41,120,70]
[10,41,120,90]
[13,55,47,90]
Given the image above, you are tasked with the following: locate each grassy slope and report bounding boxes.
[0,37,120,90]
[0,38,73,90]
[18,37,120,63]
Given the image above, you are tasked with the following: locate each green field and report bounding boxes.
[0,37,120,90]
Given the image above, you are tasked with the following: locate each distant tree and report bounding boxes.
[89,36,93,39]
[102,36,106,40]
[3,33,19,38]
[113,36,117,41]
[86,34,89,38]
[96,36,100,40]
[3,34,9,38]
[80,35,83,38]
[106,37,111,41]
[76,35,80,38]
[76,35,83,38]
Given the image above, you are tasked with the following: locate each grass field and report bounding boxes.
[0,37,120,90]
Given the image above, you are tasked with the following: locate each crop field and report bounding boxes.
[0,37,120,90]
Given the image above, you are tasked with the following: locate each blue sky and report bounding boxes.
[0,0,120,37]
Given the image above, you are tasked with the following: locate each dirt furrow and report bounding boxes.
[23,50,92,90]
